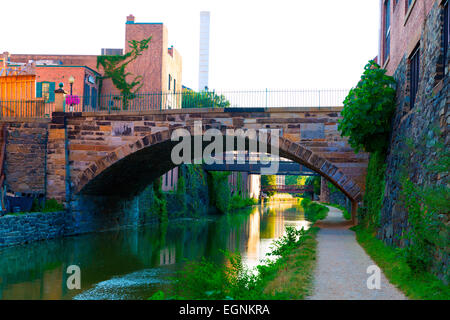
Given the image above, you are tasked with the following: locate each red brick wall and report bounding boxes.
[35,66,100,112]
[380,0,437,75]
[125,21,182,104]
[125,23,165,94]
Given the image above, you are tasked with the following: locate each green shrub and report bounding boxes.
[230,195,258,211]
[353,225,450,300]
[261,175,277,197]
[399,134,449,278]
[182,89,230,109]
[359,151,386,228]
[158,226,318,300]
[151,177,168,223]
[338,60,397,153]
[208,171,231,214]
[305,176,321,196]
[324,203,351,220]
[300,199,329,223]
[30,198,64,213]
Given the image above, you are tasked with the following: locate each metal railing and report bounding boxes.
[0,99,55,119]
[0,89,349,118]
[81,89,348,112]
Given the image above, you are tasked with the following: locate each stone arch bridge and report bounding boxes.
[4,107,368,222]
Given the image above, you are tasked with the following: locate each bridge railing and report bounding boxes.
[261,185,314,193]
[0,89,349,119]
[0,99,55,119]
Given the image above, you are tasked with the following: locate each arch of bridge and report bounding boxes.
[73,125,364,202]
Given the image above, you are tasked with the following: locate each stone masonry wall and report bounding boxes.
[4,121,48,196]
[0,211,65,247]
[379,2,449,281]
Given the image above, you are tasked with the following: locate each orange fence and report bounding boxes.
[0,74,56,119]
[0,100,55,119]
[0,74,36,101]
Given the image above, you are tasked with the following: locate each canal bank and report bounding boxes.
[0,202,309,300]
[0,164,259,248]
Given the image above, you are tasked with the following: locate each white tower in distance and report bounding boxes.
[199,11,210,91]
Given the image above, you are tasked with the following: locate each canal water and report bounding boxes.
[0,201,310,300]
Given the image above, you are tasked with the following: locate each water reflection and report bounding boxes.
[0,201,309,300]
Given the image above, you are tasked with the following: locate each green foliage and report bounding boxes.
[182,89,230,109]
[399,132,449,278]
[327,181,339,194]
[208,171,257,214]
[300,199,329,223]
[324,203,351,220]
[285,175,307,186]
[148,290,165,300]
[151,177,168,224]
[229,195,258,211]
[30,198,64,213]
[338,60,397,153]
[96,37,152,108]
[353,225,450,300]
[163,226,318,300]
[268,226,307,257]
[208,171,231,214]
[261,175,277,197]
[175,174,187,216]
[305,176,321,195]
[359,151,386,228]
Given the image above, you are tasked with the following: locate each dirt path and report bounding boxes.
[308,206,407,300]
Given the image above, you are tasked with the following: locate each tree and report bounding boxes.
[182,88,230,109]
[285,175,307,186]
[261,175,277,197]
[338,60,397,153]
[305,176,321,196]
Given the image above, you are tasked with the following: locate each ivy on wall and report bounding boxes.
[208,171,231,214]
[358,151,386,229]
[96,37,152,99]
[399,131,449,278]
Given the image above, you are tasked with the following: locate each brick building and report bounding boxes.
[9,15,182,110]
[378,0,449,281]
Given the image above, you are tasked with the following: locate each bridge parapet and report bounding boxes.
[58,108,367,201]
[0,106,368,221]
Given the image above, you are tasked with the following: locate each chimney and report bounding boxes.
[199,11,210,91]
[126,14,135,24]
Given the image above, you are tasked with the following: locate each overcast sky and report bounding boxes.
[1,0,380,91]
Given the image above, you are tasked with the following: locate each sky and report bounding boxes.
[1,0,380,91]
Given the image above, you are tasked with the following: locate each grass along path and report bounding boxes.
[353,226,450,300]
[263,227,319,299]
[308,206,407,300]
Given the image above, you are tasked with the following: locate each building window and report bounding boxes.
[409,45,420,109]
[36,82,55,103]
[168,74,172,91]
[173,79,176,93]
[384,0,391,63]
[444,0,449,68]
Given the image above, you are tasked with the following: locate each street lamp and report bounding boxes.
[68,76,75,111]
